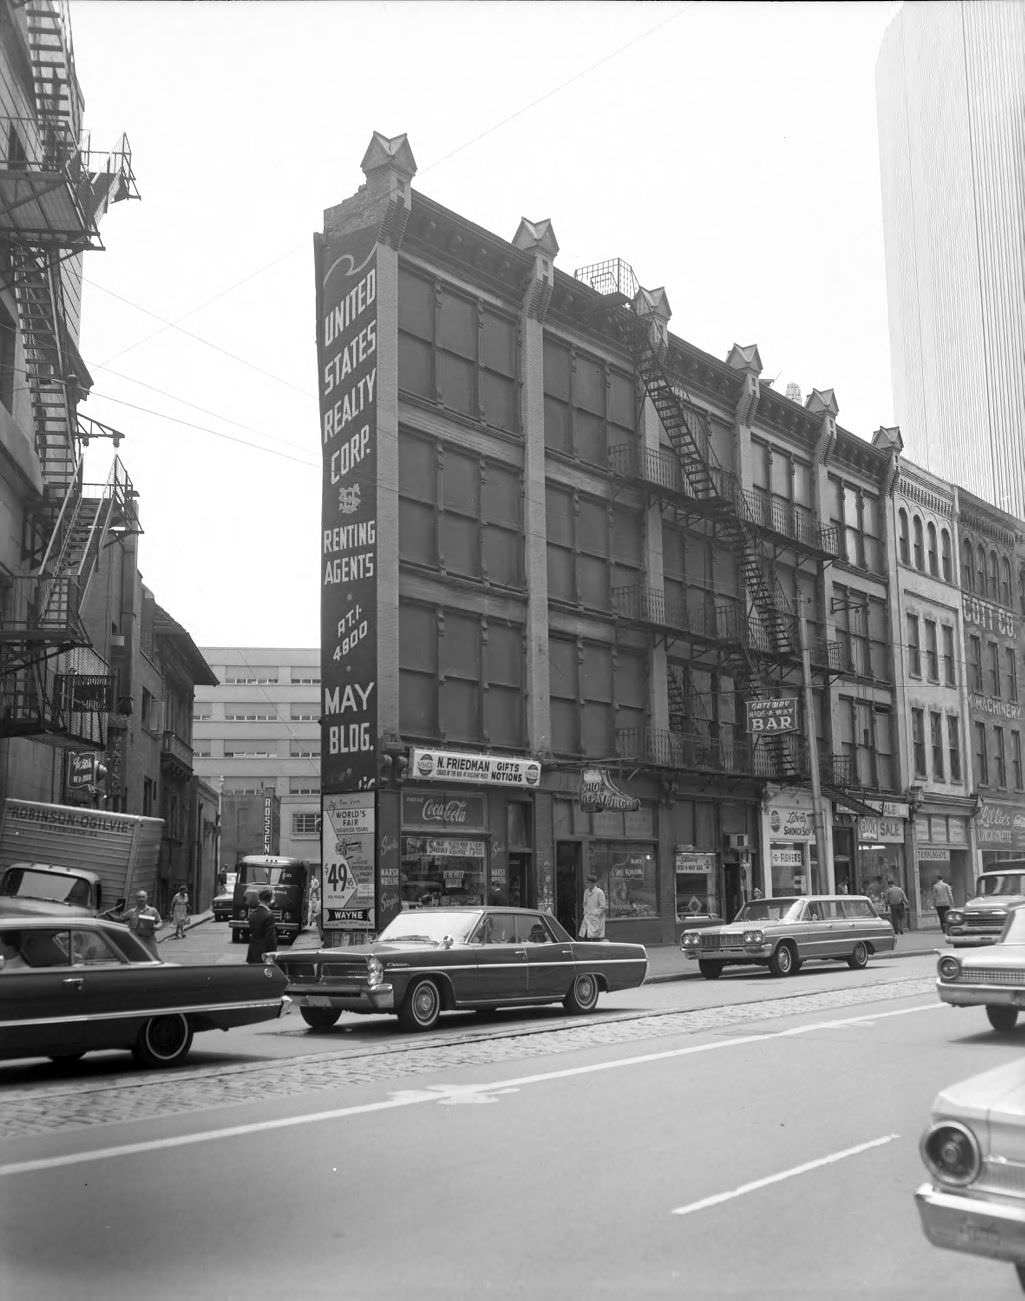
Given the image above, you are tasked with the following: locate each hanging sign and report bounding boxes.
[747,698,799,734]
[580,768,641,812]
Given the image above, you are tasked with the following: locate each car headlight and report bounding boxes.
[946,909,964,926]
[743,929,765,945]
[681,933,700,950]
[921,1121,982,1186]
[366,955,384,987]
[283,910,296,922]
[937,955,961,981]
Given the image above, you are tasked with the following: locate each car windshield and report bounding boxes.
[978,874,1025,897]
[0,866,90,905]
[734,899,803,923]
[378,910,482,945]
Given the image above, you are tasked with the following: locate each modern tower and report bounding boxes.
[876,0,1025,514]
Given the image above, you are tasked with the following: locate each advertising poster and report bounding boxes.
[316,224,379,795]
[322,793,376,931]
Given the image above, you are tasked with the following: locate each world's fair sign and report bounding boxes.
[315,226,379,793]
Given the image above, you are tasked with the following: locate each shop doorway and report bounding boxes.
[555,841,581,937]
[723,864,743,923]
[508,853,532,908]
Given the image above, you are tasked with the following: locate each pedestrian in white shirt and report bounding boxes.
[580,873,607,939]
[932,875,955,933]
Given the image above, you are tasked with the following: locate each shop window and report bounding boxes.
[590,843,658,920]
[400,835,486,908]
[674,850,719,922]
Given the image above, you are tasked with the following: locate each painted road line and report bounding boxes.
[0,1000,942,1178]
[672,1134,901,1217]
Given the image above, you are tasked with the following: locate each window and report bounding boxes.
[990,551,1000,600]
[547,484,643,613]
[289,705,318,722]
[1002,558,1012,607]
[977,545,987,595]
[1014,733,1024,792]
[543,337,637,465]
[975,722,989,785]
[194,706,212,721]
[224,706,277,721]
[0,301,16,414]
[828,478,882,573]
[550,636,648,756]
[968,635,983,692]
[924,620,938,681]
[988,641,1001,697]
[291,675,321,685]
[906,614,921,677]
[194,745,211,759]
[399,433,524,587]
[1005,648,1018,703]
[962,538,974,590]
[912,517,924,569]
[838,697,894,790]
[289,778,320,795]
[224,668,279,684]
[911,708,926,778]
[926,522,938,575]
[948,716,962,782]
[292,813,321,836]
[930,711,944,780]
[942,626,956,686]
[994,727,1007,787]
[941,529,952,581]
[289,742,320,759]
[898,509,910,564]
[140,689,162,733]
[224,749,274,759]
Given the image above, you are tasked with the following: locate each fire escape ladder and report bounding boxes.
[25,1,79,143]
[12,248,76,491]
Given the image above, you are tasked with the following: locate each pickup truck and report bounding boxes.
[945,867,1025,947]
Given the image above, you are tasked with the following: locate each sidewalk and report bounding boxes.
[166,912,945,983]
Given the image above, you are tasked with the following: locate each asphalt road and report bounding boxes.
[2,944,1022,1299]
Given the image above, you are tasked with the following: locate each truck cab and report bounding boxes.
[945,867,1025,947]
[0,861,103,919]
[229,855,307,947]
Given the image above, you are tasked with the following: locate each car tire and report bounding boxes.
[847,941,869,970]
[563,971,600,1014]
[132,1014,194,1069]
[398,978,442,1032]
[300,1007,341,1030]
[986,1005,1019,1033]
[768,943,796,977]
[698,960,724,980]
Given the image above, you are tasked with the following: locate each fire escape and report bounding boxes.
[574,257,848,792]
[0,0,140,745]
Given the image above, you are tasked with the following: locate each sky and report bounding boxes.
[68,0,903,649]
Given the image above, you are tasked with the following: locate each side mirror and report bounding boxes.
[441,935,454,950]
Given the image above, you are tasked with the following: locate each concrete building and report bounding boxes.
[192,648,322,870]
[876,0,1025,513]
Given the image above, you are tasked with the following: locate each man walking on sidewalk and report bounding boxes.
[932,874,954,933]
[885,878,909,936]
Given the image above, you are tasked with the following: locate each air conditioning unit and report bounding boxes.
[725,833,751,850]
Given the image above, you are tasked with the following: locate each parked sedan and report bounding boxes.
[0,915,289,1069]
[935,902,1025,1032]
[681,894,896,978]
[916,1058,1025,1291]
[270,906,648,1031]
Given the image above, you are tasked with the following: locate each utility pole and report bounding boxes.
[798,598,832,893]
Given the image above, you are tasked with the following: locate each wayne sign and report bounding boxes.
[746,698,799,734]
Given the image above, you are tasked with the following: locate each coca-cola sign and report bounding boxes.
[402,792,486,831]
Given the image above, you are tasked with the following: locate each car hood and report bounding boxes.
[962,893,1025,909]
[0,897,95,919]
[933,1058,1025,1130]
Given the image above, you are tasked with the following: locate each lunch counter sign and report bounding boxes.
[746,698,799,734]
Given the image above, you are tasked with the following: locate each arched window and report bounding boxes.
[1002,557,1012,607]
[913,517,924,569]
[989,550,1000,599]
[1019,565,1025,613]
[962,538,975,590]
[926,523,938,576]
[898,509,910,564]
[977,545,987,594]
[941,529,952,581]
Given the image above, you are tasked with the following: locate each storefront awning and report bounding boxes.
[822,787,881,818]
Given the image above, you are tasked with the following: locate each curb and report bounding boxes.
[644,938,945,984]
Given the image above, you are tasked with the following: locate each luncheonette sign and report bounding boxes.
[410,748,542,788]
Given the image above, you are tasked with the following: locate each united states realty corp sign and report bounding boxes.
[411,749,542,788]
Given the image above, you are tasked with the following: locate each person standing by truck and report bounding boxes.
[246,887,278,963]
[125,890,161,958]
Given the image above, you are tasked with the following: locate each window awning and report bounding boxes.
[822,787,880,818]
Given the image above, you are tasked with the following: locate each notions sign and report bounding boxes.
[746,697,799,734]
[316,224,379,794]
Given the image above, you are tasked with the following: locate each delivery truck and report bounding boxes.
[0,800,164,919]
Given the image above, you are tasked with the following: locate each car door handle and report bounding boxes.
[62,977,84,989]
[513,949,528,961]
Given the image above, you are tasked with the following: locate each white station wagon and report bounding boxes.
[936,902,1025,1032]
[681,894,896,979]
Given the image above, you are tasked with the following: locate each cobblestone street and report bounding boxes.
[0,974,934,1141]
